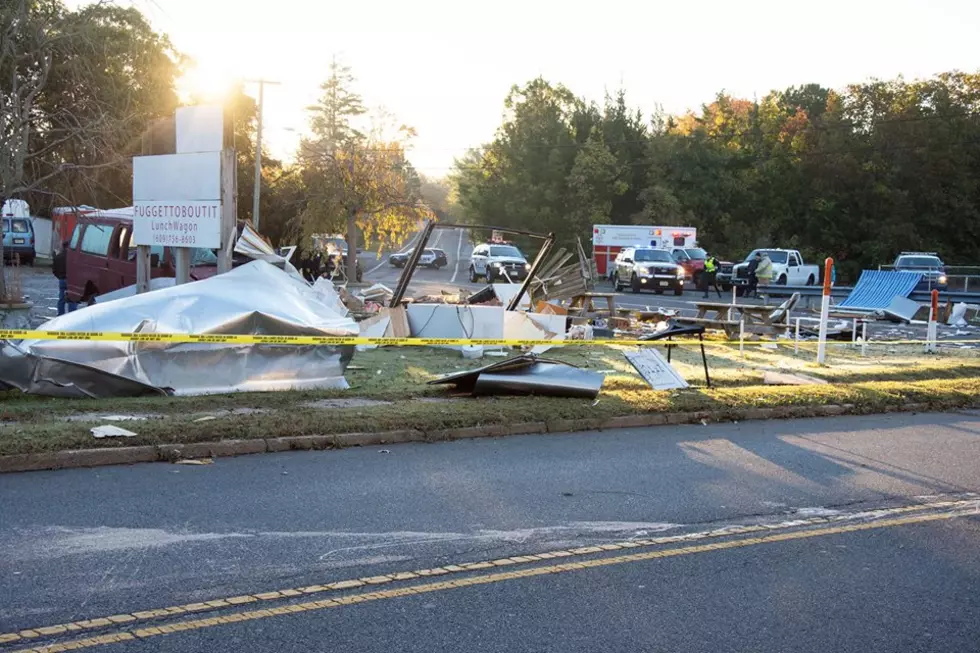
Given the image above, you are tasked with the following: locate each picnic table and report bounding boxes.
[681,295,802,337]
[567,292,616,318]
[690,301,789,327]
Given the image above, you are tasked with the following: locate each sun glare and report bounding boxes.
[177,65,238,103]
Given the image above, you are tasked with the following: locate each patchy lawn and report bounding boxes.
[1,342,979,456]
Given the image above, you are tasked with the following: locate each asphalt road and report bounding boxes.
[2,411,980,652]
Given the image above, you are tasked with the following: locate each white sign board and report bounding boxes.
[133,152,222,248]
[623,348,689,390]
[176,105,224,154]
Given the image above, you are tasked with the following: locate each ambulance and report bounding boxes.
[591,225,697,277]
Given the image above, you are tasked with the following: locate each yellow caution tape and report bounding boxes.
[0,329,972,348]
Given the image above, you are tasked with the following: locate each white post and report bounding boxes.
[795,317,801,354]
[739,318,745,358]
[730,285,736,322]
[851,318,858,348]
[861,321,868,357]
[926,289,939,354]
[817,258,833,365]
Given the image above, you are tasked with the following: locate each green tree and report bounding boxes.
[567,126,627,238]
[300,61,429,279]
[2,0,179,297]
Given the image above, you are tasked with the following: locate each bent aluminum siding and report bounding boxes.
[837,270,923,311]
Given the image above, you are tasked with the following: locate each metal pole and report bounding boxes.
[246,79,280,231]
[252,82,264,231]
[861,321,868,357]
[851,318,858,348]
[795,317,801,354]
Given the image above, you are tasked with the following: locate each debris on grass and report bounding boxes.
[90,425,137,438]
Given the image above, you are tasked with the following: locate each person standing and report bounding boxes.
[756,252,774,300]
[702,254,721,298]
[745,253,761,298]
[53,240,77,315]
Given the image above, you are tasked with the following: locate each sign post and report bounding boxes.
[816,258,833,364]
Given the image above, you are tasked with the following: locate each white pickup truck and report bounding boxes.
[730,249,820,287]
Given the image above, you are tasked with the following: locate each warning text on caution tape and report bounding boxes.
[0,329,971,348]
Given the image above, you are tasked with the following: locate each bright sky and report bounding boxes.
[84,0,980,176]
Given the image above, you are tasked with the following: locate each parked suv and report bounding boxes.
[65,213,220,304]
[469,243,529,283]
[2,216,36,265]
[893,252,947,291]
[612,247,685,295]
[390,248,448,269]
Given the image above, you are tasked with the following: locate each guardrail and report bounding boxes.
[876,265,980,292]
[762,284,980,304]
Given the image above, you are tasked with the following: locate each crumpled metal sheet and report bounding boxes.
[0,261,357,398]
[429,354,604,399]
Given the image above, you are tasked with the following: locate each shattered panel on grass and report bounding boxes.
[429,354,604,399]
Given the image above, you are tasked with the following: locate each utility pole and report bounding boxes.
[245,79,280,231]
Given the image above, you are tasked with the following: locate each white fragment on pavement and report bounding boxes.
[174,458,213,465]
[194,416,217,422]
[793,507,842,517]
[90,425,137,438]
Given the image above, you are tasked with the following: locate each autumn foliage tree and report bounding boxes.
[299,60,429,280]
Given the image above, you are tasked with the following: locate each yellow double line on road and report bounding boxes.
[4,499,967,648]
[4,504,976,652]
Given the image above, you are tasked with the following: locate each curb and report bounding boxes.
[0,401,945,474]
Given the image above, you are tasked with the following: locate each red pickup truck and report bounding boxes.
[670,247,708,282]
[66,213,221,304]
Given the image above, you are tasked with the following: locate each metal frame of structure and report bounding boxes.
[388,221,556,310]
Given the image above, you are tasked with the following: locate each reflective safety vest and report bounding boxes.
[704,257,717,273]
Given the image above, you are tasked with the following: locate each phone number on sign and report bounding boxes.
[152,233,200,246]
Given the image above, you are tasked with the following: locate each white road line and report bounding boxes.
[365,230,424,277]
[449,229,465,284]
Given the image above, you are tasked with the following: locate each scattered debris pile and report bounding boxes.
[0,261,358,398]
[528,239,595,304]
